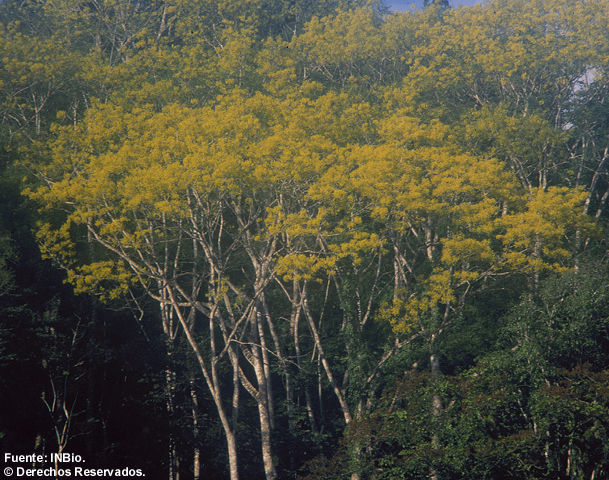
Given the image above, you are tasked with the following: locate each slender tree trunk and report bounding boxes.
[160,302,178,480]
[231,350,240,432]
[166,291,240,480]
[251,340,277,480]
[190,379,200,480]
[225,429,239,480]
[301,284,358,479]
[293,299,315,430]
[430,332,442,480]
[302,292,352,424]
[257,308,275,430]
[165,363,178,480]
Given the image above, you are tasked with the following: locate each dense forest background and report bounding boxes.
[1,0,609,479]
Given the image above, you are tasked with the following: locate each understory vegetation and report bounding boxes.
[1,0,608,479]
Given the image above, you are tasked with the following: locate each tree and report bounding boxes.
[15,1,609,478]
[31,86,367,479]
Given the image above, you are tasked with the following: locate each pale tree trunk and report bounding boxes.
[279,273,315,434]
[165,363,178,480]
[302,286,352,425]
[220,278,279,480]
[426,217,442,480]
[266,285,302,471]
[231,350,240,432]
[85,205,244,480]
[251,338,278,480]
[575,144,608,261]
[160,294,179,480]
[208,314,240,480]
[292,289,316,430]
[217,284,282,480]
[300,282,360,480]
[225,429,239,480]
[165,290,241,480]
[190,378,200,480]
[40,321,85,478]
[228,201,281,480]
[256,308,275,430]
[430,339,442,480]
[429,303,450,480]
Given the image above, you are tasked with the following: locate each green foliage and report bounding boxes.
[306,265,609,479]
[2,0,609,478]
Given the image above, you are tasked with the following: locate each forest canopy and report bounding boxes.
[1,0,609,479]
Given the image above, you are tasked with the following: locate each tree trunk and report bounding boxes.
[257,309,275,430]
[165,364,178,480]
[251,341,277,480]
[190,379,200,480]
[160,300,179,480]
[293,305,316,430]
[302,293,352,424]
[166,291,240,480]
[430,336,442,480]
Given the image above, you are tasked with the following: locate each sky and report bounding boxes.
[386,0,481,11]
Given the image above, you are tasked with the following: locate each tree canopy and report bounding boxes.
[1,0,608,479]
